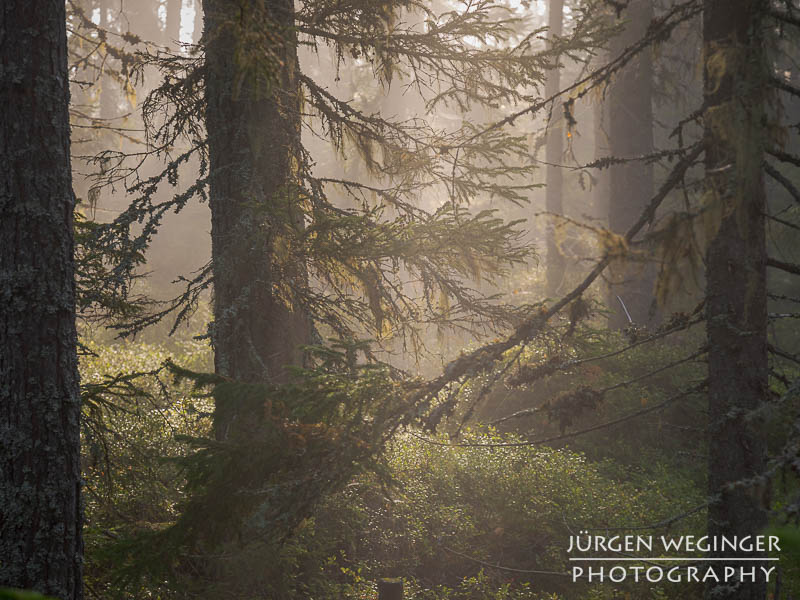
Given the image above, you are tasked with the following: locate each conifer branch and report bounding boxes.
[767,213,800,232]
[767,257,800,277]
[493,348,705,426]
[769,7,800,29]
[768,148,800,168]
[407,143,703,418]
[765,161,800,205]
[458,0,702,147]
[412,383,705,448]
[770,75,800,97]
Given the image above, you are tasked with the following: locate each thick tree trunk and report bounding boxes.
[0,2,83,599]
[704,1,768,598]
[607,0,656,328]
[204,0,310,438]
[544,0,565,297]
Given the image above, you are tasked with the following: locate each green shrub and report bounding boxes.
[305,427,703,600]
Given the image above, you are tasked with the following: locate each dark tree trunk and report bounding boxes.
[204,0,310,437]
[704,1,769,599]
[545,0,565,297]
[0,2,83,599]
[606,0,656,328]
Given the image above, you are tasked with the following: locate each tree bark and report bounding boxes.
[545,0,565,297]
[0,2,83,599]
[204,0,311,438]
[607,0,656,328]
[704,1,769,598]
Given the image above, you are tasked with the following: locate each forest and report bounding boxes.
[2,0,800,599]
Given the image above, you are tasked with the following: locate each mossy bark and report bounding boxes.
[0,2,83,599]
[204,0,311,438]
[704,1,769,598]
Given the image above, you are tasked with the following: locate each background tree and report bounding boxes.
[0,1,83,598]
[704,0,769,598]
[606,0,657,328]
[166,0,183,47]
[545,0,566,297]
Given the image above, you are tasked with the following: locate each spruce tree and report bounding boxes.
[203,0,312,440]
[0,2,83,598]
[704,0,769,598]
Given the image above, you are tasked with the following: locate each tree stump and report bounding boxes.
[377,578,403,600]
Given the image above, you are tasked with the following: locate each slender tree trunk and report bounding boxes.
[607,0,656,328]
[193,0,203,44]
[99,0,116,120]
[166,0,182,47]
[0,2,83,599]
[592,49,610,223]
[204,0,310,438]
[545,0,565,297]
[704,1,769,598]
[124,0,162,45]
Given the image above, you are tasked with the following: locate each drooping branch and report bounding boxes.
[404,143,704,419]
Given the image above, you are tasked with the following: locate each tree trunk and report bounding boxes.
[204,0,311,438]
[99,0,116,120]
[193,0,203,44]
[607,0,656,328]
[704,1,768,598]
[592,75,610,223]
[123,0,162,46]
[166,0,182,47]
[0,2,83,599]
[591,8,611,225]
[545,0,565,297]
